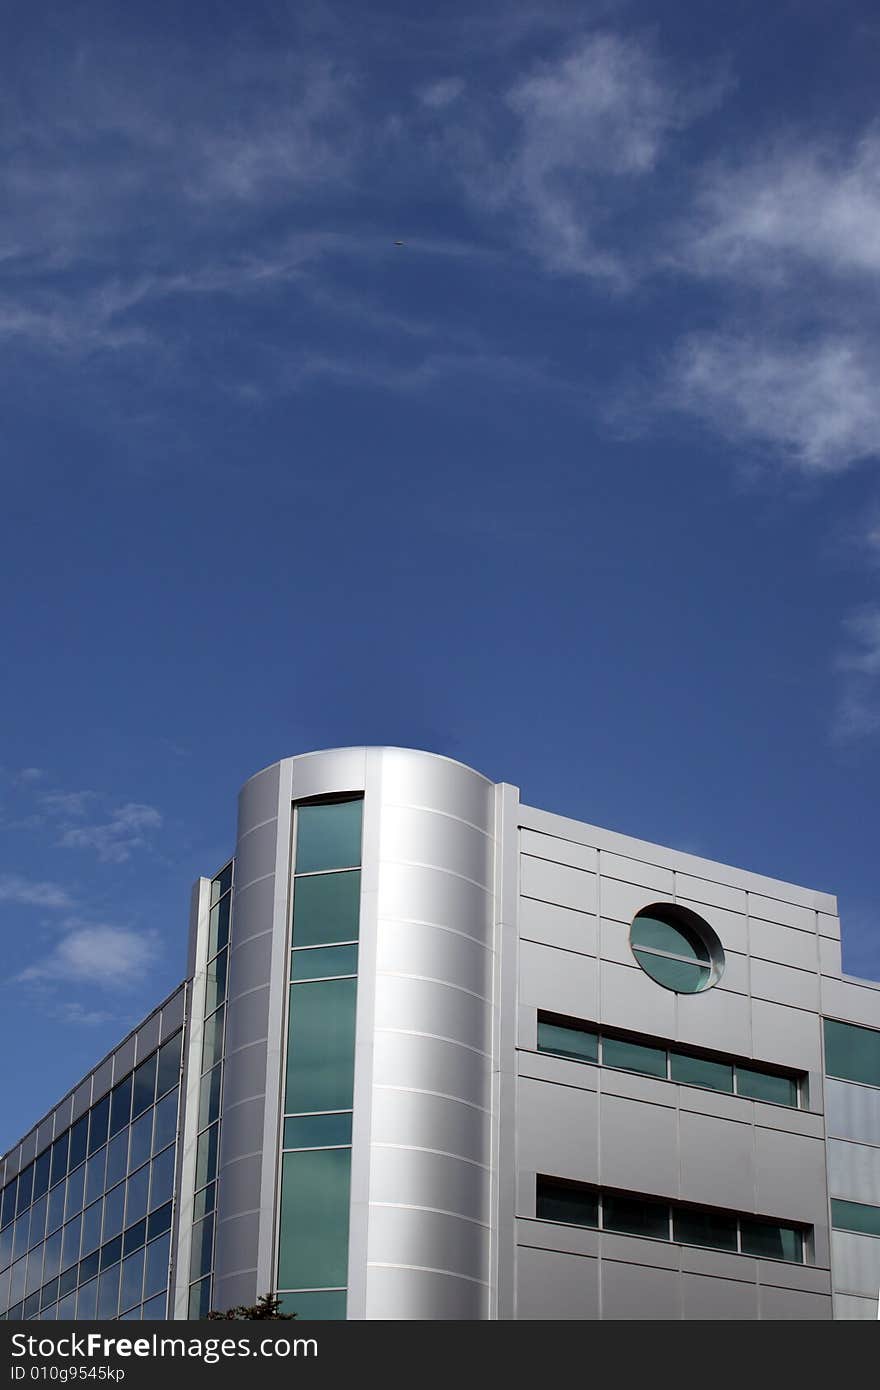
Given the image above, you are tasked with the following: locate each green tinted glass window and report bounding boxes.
[291,945,358,981]
[602,1035,667,1078]
[201,1005,225,1073]
[278,1289,347,1319]
[632,951,710,993]
[670,1052,733,1093]
[207,896,231,959]
[210,863,233,905]
[292,872,360,948]
[536,1180,598,1228]
[831,1199,880,1237]
[295,800,363,874]
[284,1113,353,1149]
[198,1064,223,1130]
[205,949,228,1015]
[824,1019,880,1087]
[195,1125,220,1191]
[537,1021,599,1064]
[672,1208,738,1251]
[278,1148,352,1290]
[736,1066,798,1107]
[285,979,357,1114]
[603,1194,670,1240]
[631,915,707,961]
[740,1219,803,1262]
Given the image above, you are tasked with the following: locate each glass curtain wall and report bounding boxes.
[277,797,362,1321]
[187,861,233,1318]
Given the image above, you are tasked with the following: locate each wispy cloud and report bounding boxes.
[17,924,159,988]
[58,803,163,863]
[834,606,880,741]
[0,874,73,909]
[668,333,880,474]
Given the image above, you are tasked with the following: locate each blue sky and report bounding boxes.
[2,0,879,1151]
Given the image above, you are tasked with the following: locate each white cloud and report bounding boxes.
[840,608,880,676]
[0,874,73,909]
[688,128,880,282]
[669,334,880,474]
[41,790,95,818]
[17,924,158,988]
[15,767,47,784]
[59,802,163,863]
[833,606,880,741]
[418,77,465,109]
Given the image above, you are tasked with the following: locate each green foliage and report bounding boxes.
[208,1291,297,1319]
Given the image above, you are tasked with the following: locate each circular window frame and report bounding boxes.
[629,902,725,994]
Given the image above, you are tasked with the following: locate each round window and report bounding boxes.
[630,904,724,993]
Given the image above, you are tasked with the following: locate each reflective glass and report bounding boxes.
[61,1214,82,1270]
[207,897,231,959]
[32,1150,51,1203]
[291,872,360,948]
[631,913,708,961]
[199,1066,222,1130]
[128,1112,153,1174]
[0,1225,11,1273]
[283,1113,353,1149]
[41,1277,59,1311]
[9,1257,26,1307]
[103,1184,125,1242]
[1,1180,16,1229]
[68,1116,89,1171]
[16,1165,34,1216]
[125,1167,150,1228]
[736,1066,798,1107]
[190,1213,214,1281]
[602,1035,667,1078]
[57,1291,76,1319]
[278,1148,351,1290]
[97,1264,120,1319]
[740,1219,803,1262]
[202,1006,225,1073]
[143,1291,167,1318]
[670,1052,733,1093]
[156,1033,182,1100]
[193,1184,216,1223]
[278,1290,346,1319]
[100,1235,122,1270]
[28,1195,47,1249]
[42,1231,62,1284]
[109,1078,133,1138]
[85,1148,107,1206]
[24,1246,43,1297]
[291,944,358,981]
[146,1203,172,1242]
[132,1056,157,1119]
[295,799,363,874]
[88,1095,111,1155]
[105,1131,128,1190]
[49,1134,69,1190]
[189,1276,212,1319]
[831,1199,880,1237]
[12,1215,28,1260]
[23,1290,40,1318]
[120,1248,145,1313]
[65,1162,85,1219]
[76,1279,98,1319]
[195,1126,219,1191]
[149,1148,175,1212]
[211,862,233,904]
[285,979,357,1114]
[81,1201,103,1257]
[123,1220,147,1256]
[673,1208,738,1251]
[536,1179,598,1228]
[153,1089,179,1154]
[78,1250,100,1284]
[603,1194,670,1240]
[632,951,709,993]
[537,1021,599,1064]
[205,949,228,1015]
[823,1019,880,1087]
[143,1232,171,1299]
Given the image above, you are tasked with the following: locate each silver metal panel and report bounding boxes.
[828,1137,880,1204]
[682,1273,758,1319]
[223,983,271,1056]
[598,876,657,926]
[674,875,747,914]
[369,1146,490,1223]
[820,938,843,975]
[221,1040,269,1111]
[372,1031,490,1109]
[750,958,819,1012]
[375,918,491,999]
[521,856,597,914]
[365,1266,487,1320]
[517,1050,598,1093]
[818,911,841,940]
[598,1093,678,1199]
[71,1079,91,1121]
[367,1205,488,1282]
[160,986,186,1041]
[821,975,880,1029]
[517,1076,599,1186]
[373,975,490,1054]
[831,1230,880,1296]
[520,829,598,873]
[825,1079,880,1145]
[519,896,597,956]
[754,1128,828,1228]
[135,1014,160,1063]
[234,819,279,889]
[748,895,816,933]
[227,931,274,999]
[598,916,636,967]
[758,1285,832,1319]
[517,1246,599,1319]
[679,1111,754,1211]
[675,983,752,1056]
[833,1292,878,1319]
[601,1259,681,1319]
[518,939,599,1021]
[599,959,676,1037]
[379,803,493,887]
[370,1087,487,1166]
[599,1231,680,1270]
[517,1218,599,1259]
[750,998,823,1074]
[599,853,674,894]
[226,873,276,945]
[749,919,819,972]
[236,761,280,836]
[376,861,490,942]
[113,1036,136,1080]
[675,899,749,954]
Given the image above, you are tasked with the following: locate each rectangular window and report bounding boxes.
[88,1095,111,1155]
[291,944,358,981]
[831,1198,880,1237]
[603,1193,670,1240]
[291,872,361,948]
[32,1150,51,1203]
[195,1126,220,1192]
[205,949,228,1015]
[295,799,363,874]
[278,1149,352,1290]
[672,1207,738,1251]
[602,1035,667,1079]
[285,979,357,1115]
[207,896,231,959]
[736,1066,798,1107]
[283,1113,353,1150]
[201,1005,225,1073]
[536,1179,598,1228]
[670,1052,734,1092]
[278,1290,347,1319]
[109,1077,133,1138]
[210,863,233,905]
[132,1055,158,1118]
[739,1219,803,1262]
[824,1019,880,1088]
[69,1115,89,1171]
[156,1032,182,1100]
[537,1020,599,1064]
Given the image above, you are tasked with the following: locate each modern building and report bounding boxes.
[2,746,880,1321]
